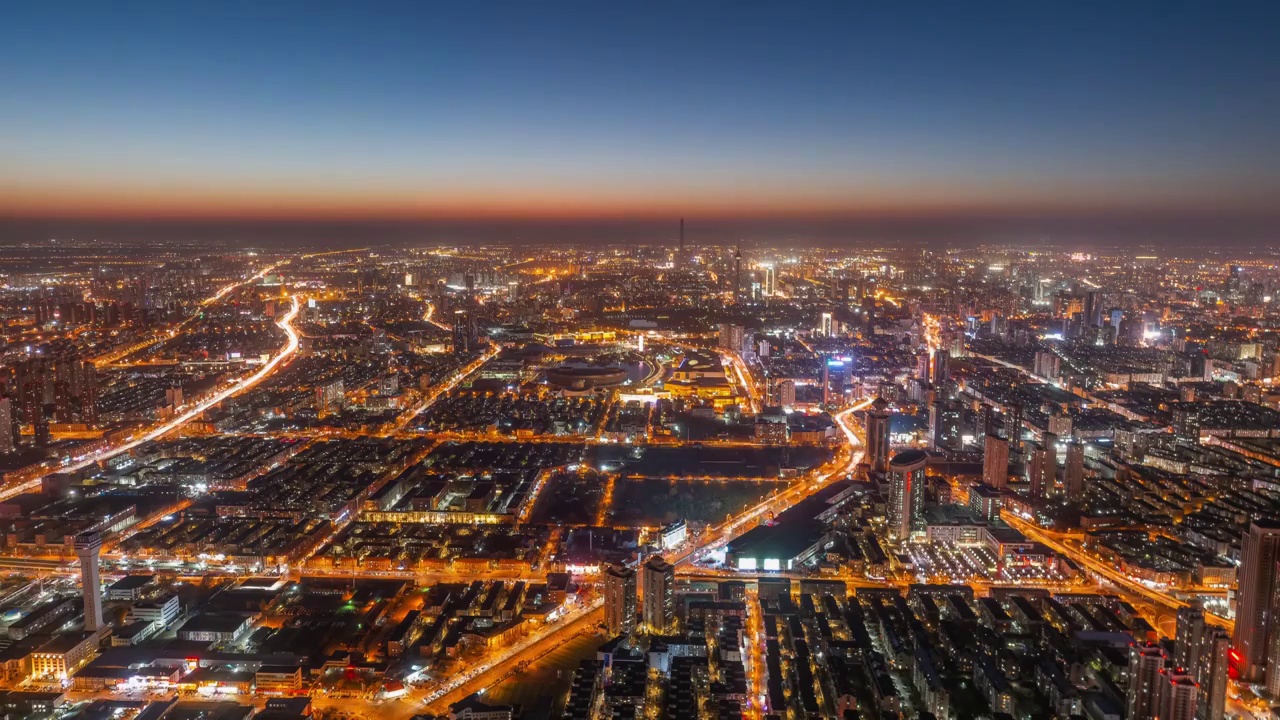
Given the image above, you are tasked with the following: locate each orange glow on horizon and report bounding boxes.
[1,177,1273,223]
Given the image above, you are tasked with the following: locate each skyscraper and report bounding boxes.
[887,450,927,541]
[1234,521,1280,682]
[1127,642,1167,720]
[819,312,833,337]
[75,532,104,632]
[865,398,891,474]
[603,564,636,637]
[982,434,1009,489]
[641,555,674,634]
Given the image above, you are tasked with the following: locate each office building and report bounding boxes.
[888,450,927,541]
[603,564,636,637]
[1233,521,1280,682]
[819,312,833,337]
[1126,642,1167,720]
[865,398,891,474]
[641,555,674,634]
[982,434,1009,489]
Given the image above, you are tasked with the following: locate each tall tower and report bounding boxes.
[887,450,927,542]
[1234,521,1280,681]
[641,555,674,634]
[75,532,104,632]
[865,398,891,474]
[678,218,684,268]
[603,564,637,637]
[733,242,743,304]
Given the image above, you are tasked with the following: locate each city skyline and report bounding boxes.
[3,3,1280,243]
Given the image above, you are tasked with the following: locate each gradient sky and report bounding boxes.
[2,1,1279,233]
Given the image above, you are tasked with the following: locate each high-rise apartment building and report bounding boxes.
[603,564,636,637]
[865,398,891,474]
[641,555,674,634]
[1199,630,1229,720]
[888,450,927,541]
[1234,521,1280,682]
[982,434,1009,489]
[75,532,104,633]
[1126,642,1167,720]
[1157,669,1198,720]
[1064,442,1085,501]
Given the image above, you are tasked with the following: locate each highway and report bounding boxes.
[386,345,501,434]
[0,294,302,501]
[420,598,603,713]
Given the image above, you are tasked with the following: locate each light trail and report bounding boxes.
[423,301,450,332]
[1,296,301,501]
[723,349,762,414]
[1002,511,1234,633]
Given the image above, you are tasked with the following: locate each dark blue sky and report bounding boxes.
[2,1,1278,237]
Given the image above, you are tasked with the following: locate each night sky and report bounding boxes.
[2,1,1278,244]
